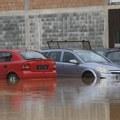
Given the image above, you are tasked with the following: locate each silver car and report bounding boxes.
[41,49,120,85]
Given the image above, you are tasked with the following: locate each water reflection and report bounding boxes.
[110,103,120,120]
[0,79,56,112]
[0,78,56,94]
[0,78,120,120]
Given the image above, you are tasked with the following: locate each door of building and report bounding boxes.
[108,9,120,48]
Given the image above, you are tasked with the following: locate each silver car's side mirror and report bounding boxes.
[69,59,79,64]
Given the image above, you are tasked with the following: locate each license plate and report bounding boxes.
[37,65,48,70]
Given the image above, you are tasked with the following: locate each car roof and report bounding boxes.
[41,48,73,51]
[41,48,91,52]
[95,48,120,53]
[0,49,39,52]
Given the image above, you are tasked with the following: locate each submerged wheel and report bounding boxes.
[7,73,19,85]
[82,71,96,85]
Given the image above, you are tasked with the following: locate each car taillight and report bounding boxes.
[22,63,31,70]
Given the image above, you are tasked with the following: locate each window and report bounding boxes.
[0,52,12,62]
[95,50,105,56]
[42,52,49,57]
[107,51,120,61]
[110,0,120,4]
[115,32,120,44]
[63,52,77,62]
[48,52,61,62]
[19,51,46,60]
[76,50,109,63]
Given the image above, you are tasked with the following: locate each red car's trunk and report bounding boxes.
[22,59,56,72]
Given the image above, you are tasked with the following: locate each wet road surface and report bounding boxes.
[0,78,120,120]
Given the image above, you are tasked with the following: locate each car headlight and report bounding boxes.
[96,67,111,74]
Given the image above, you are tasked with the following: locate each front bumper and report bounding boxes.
[100,73,120,80]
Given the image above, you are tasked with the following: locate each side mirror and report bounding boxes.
[69,59,79,64]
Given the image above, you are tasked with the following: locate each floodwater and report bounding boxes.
[0,78,120,120]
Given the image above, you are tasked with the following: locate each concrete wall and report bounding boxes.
[0,14,26,49]
[0,0,120,50]
[0,6,108,50]
[0,1,119,49]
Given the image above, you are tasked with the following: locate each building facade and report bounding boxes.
[0,0,119,49]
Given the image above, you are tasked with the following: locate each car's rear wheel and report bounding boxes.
[7,73,19,85]
[82,71,96,85]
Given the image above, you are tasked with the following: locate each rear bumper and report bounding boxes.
[17,70,57,80]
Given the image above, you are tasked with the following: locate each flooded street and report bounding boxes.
[0,78,120,120]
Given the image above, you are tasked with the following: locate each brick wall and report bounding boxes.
[0,0,24,10]
[30,0,105,10]
[0,15,26,49]
[0,0,105,11]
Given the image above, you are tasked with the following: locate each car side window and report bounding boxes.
[42,52,49,57]
[96,51,105,56]
[0,52,12,62]
[63,52,77,63]
[47,52,61,62]
[107,51,120,61]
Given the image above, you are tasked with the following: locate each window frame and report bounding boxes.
[47,51,62,62]
[19,51,46,60]
[0,52,12,63]
[106,51,120,61]
[62,51,79,63]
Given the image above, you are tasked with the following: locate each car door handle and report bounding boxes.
[3,65,7,68]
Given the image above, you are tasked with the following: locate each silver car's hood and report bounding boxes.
[82,62,120,70]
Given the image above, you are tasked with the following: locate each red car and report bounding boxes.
[0,50,56,85]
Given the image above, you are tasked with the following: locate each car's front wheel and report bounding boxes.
[7,73,19,85]
[82,71,96,85]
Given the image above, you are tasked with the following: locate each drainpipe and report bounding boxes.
[24,0,29,49]
[24,0,29,10]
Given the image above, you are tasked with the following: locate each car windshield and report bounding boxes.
[75,50,110,63]
[19,51,46,60]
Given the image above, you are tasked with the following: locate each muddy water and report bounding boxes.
[0,78,120,120]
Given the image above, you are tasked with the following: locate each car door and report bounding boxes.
[60,51,80,77]
[47,51,64,76]
[0,52,12,79]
